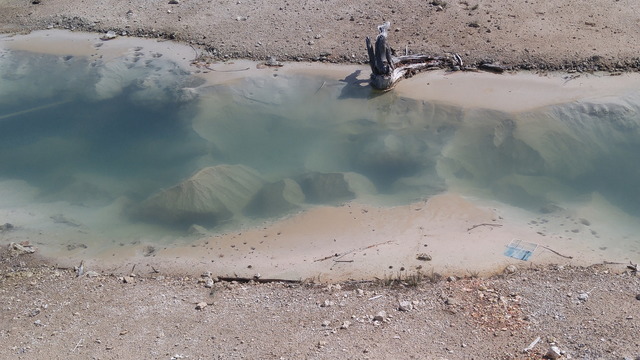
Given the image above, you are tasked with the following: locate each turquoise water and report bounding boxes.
[2,41,640,251]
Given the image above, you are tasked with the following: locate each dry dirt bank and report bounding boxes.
[1,0,640,71]
[2,248,640,360]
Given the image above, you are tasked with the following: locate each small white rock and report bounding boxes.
[320,300,335,307]
[545,346,562,360]
[373,310,386,322]
[85,271,100,278]
[398,300,413,312]
[101,31,117,40]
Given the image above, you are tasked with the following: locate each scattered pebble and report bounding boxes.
[416,253,432,261]
[85,271,100,278]
[398,300,413,312]
[445,297,457,306]
[545,346,563,360]
[504,265,518,274]
[578,293,589,301]
[373,310,386,322]
[320,300,335,307]
[195,302,208,310]
[100,31,118,41]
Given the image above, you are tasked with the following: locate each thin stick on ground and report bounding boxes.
[540,245,573,259]
[72,338,84,352]
[467,223,503,232]
[314,240,396,263]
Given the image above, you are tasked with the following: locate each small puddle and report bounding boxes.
[1,30,640,278]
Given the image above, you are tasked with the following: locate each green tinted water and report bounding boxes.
[2,34,640,255]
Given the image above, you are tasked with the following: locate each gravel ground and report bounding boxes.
[2,248,640,359]
[1,0,640,71]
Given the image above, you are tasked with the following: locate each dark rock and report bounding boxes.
[244,179,305,217]
[296,172,353,203]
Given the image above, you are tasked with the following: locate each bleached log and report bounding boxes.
[366,23,449,90]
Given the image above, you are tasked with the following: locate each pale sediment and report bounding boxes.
[1,30,640,282]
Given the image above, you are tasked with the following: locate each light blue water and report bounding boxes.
[2,42,640,252]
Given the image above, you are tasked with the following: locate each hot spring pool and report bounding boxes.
[1,30,640,277]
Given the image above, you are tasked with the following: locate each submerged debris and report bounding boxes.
[100,31,118,41]
[9,242,36,255]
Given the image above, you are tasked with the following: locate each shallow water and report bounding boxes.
[2,33,640,258]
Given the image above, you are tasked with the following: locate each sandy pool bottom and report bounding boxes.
[1,30,640,281]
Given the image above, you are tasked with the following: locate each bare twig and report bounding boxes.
[540,245,573,259]
[314,253,340,262]
[216,276,301,284]
[72,338,84,352]
[315,240,395,263]
[314,81,326,95]
[467,223,502,232]
[204,65,251,72]
[189,44,200,60]
[150,266,160,274]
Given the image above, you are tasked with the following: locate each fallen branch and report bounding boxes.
[314,81,326,95]
[315,240,396,263]
[216,276,301,284]
[365,22,458,90]
[314,253,340,262]
[478,63,506,74]
[540,245,573,259]
[204,65,251,72]
[467,223,503,232]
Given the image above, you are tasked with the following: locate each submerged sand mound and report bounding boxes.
[134,164,264,226]
[296,171,376,203]
[244,178,306,217]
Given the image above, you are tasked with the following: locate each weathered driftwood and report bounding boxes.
[366,22,450,90]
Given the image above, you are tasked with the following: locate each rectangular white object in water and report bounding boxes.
[504,239,538,261]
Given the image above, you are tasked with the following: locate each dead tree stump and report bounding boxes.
[366,22,450,90]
